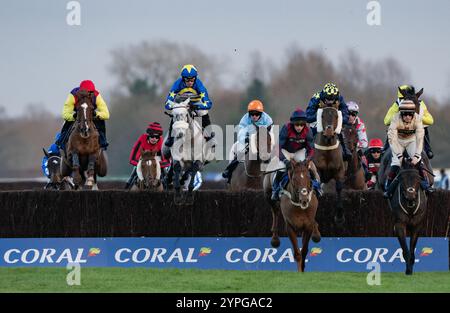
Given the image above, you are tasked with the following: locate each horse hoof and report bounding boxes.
[312,234,321,243]
[271,238,280,248]
[405,269,413,275]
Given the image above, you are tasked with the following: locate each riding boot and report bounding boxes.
[418,163,434,194]
[338,133,352,161]
[271,171,285,201]
[124,167,137,190]
[56,121,74,150]
[201,114,216,144]
[165,118,175,147]
[309,161,323,197]
[383,165,400,198]
[424,128,433,159]
[222,157,239,183]
[94,120,109,150]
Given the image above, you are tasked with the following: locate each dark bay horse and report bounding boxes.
[386,159,427,275]
[342,124,367,190]
[61,89,108,189]
[43,148,73,190]
[270,150,321,272]
[229,123,274,191]
[313,103,346,225]
[131,149,163,191]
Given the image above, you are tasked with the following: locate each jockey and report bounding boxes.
[383,84,434,159]
[164,64,214,147]
[305,83,352,161]
[125,122,170,189]
[41,132,61,178]
[271,109,323,201]
[364,138,383,189]
[222,100,273,182]
[383,100,433,198]
[55,80,110,150]
[347,101,370,180]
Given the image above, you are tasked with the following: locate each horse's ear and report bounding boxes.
[416,88,424,99]
[267,124,272,132]
[43,148,49,158]
[281,149,293,161]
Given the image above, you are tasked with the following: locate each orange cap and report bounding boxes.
[247,100,264,113]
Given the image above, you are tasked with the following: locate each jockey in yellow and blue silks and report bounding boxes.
[383,84,434,159]
[164,64,214,147]
[305,83,352,161]
[55,80,110,150]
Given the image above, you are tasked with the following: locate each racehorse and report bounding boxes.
[384,159,428,275]
[229,123,274,191]
[42,148,73,190]
[267,149,321,272]
[131,149,163,191]
[165,95,214,205]
[342,124,367,190]
[313,102,346,225]
[61,89,108,190]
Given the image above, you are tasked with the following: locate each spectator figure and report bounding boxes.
[439,169,449,190]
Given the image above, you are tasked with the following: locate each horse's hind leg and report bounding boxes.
[394,222,411,275]
[286,224,301,272]
[173,161,183,204]
[334,180,345,226]
[300,229,312,272]
[270,204,280,248]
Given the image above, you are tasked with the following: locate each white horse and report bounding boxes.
[166,97,215,204]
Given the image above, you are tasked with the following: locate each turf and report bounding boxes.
[0,268,449,293]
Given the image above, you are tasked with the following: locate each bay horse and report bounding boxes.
[229,123,274,191]
[166,95,214,205]
[386,159,427,275]
[61,89,108,190]
[342,124,367,190]
[271,149,321,272]
[313,103,346,225]
[131,149,163,191]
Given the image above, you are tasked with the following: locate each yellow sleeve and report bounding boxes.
[420,101,434,126]
[383,102,398,126]
[62,94,76,121]
[95,94,110,120]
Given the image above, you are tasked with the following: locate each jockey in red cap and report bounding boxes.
[55,80,110,150]
[125,122,170,189]
[364,138,383,189]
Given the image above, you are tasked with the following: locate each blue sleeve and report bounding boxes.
[339,96,349,125]
[306,96,320,123]
[195,78,212,109]
[165,79,182,110]
[41,156,49,177]
[279,124,288,161]
[48,143,60,155]
[238,114,250,144]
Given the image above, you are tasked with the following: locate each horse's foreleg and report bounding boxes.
[286,224,301,272]
[408,227,421,275]
[300,229,312,272]
[86,154,96,187]
[188,161,201,192]
[173,161,183,204]
[394,222,411,275]
[270,204,280,248]
[72,152,82,187]
[334,180,345,226]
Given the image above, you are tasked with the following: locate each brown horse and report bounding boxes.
[229,124,273,191]
[61,89,107,189]
[313,104,346,225]
[131,149,163,191]
[43,148,73,190]
[342,125,367,190]
[272,150,321,272]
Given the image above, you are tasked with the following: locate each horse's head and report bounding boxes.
[342,124,358,154]
[398,86,423,114]
[43,148,62,188]
[317,106,342,140]
[282,149,313,209]
[74,89,95,138]
[249,123,273,162]
[398,159,422,209]
[138,148,161,189]
[171,98,191,142]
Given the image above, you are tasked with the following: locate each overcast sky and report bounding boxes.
[1,0,449,117]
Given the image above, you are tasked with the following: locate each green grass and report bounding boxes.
[0,268,449,293]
